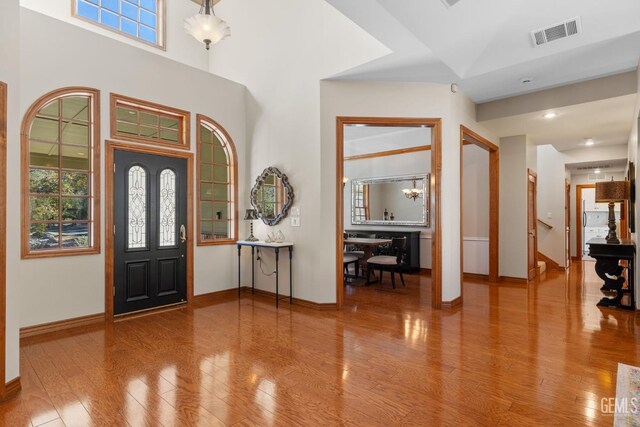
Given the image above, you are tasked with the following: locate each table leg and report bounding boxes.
[275,247,280,308]
[251,246,255,294]
[289,246,293,304]
[237,245,241,297]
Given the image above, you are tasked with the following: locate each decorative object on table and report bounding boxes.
[243,209,259,242]
[184,0,231,51]
[595,179,630,243]
[383,208,389,221]
[250,166,295,226]
[402,179,424,201]
[627,162,635,233]
[390,212,395,221]
[275,230,285,243]
[351,174,429,227]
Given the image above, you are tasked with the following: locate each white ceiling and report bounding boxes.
[326,0,640,102]
[480,94,637,152]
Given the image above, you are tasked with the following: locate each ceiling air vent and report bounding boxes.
[440,0,461,8]
[576,164,612,171]
[588,172,607,182]
[531,17,581,47]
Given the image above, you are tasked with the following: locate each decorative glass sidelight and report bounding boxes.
[159,169,176,246]
[128,165,147,249]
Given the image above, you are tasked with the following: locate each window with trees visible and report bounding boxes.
[352,183,369,222]
[22,88,101,258]
[111,94,190,150]
[73,0,164,48]
[197,115,237,245]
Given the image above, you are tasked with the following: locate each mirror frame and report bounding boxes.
[250,166,295,226]
[350,173,430,227]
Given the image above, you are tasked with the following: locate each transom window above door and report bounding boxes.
[111,94,190,150]
[73,0,165,48]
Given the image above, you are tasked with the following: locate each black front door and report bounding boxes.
[114,150,187,315]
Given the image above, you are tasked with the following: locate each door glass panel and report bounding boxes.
[159,169,176,247]
[128,165,147,249]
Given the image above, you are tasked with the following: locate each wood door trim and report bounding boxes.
[459,126,499,294]
[0,82,7,399]
[105,140,194,321]
[528,169,538,281]
[336,117,443,309]
[344,145,430,161]
[575,184,595,260]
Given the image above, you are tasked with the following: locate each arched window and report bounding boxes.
[197,114,237,245]
[21,88,100,258]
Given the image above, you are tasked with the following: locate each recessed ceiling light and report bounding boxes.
[585,139,595,146]
[543,112,557,119]
[594,169,601,174]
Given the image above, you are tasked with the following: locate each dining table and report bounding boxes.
[344,237,392,284]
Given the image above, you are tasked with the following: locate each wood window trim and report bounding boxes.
[196,114,238,246]
[110,93,191,151]
[336,117,442,309]
[105,140,194,321]
[21,87,101,259]
[71,0,167,50]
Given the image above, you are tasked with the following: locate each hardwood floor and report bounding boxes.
[1,262,638,426]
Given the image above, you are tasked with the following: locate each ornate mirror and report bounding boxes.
[250,167,295,226]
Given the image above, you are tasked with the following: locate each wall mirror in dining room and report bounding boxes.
[350,174,429,226]
[337,118,441,310]
[250,166,294,226]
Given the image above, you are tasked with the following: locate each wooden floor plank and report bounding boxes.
[2,262,637,425]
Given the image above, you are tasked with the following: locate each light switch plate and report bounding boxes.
[291,217,300,227]
[291,207,300,216]
[547,212,552,219]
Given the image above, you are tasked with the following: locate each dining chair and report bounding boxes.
[366,237,406,288]
[343,253,360,281]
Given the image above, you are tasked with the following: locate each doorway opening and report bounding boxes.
[336,117,442,309]
[460,126,499,290]
[105,141,194,319]
[569,160,629,262]
[528,169,538,280]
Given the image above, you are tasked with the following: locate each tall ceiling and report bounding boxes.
[326,0,640,102]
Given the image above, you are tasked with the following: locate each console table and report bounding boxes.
[587,238,635,310]
[236,241,293,308]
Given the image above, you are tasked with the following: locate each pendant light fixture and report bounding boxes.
[184,0,230,50]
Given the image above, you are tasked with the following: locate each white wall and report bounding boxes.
[462,144,490,275]
[209,0,390,303]
[320,81,496,302]
[536,145,568,266]
[17,9,247,327]
[569,171,626,258]
[1,0,22,383]
[20,0,209,72]
[499,135,528,278]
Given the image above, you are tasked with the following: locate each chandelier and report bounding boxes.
[184,0,230,50]
[402,180,423,201]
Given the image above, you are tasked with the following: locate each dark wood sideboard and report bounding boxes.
[345,229,422,272]
[587,238,636,310]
